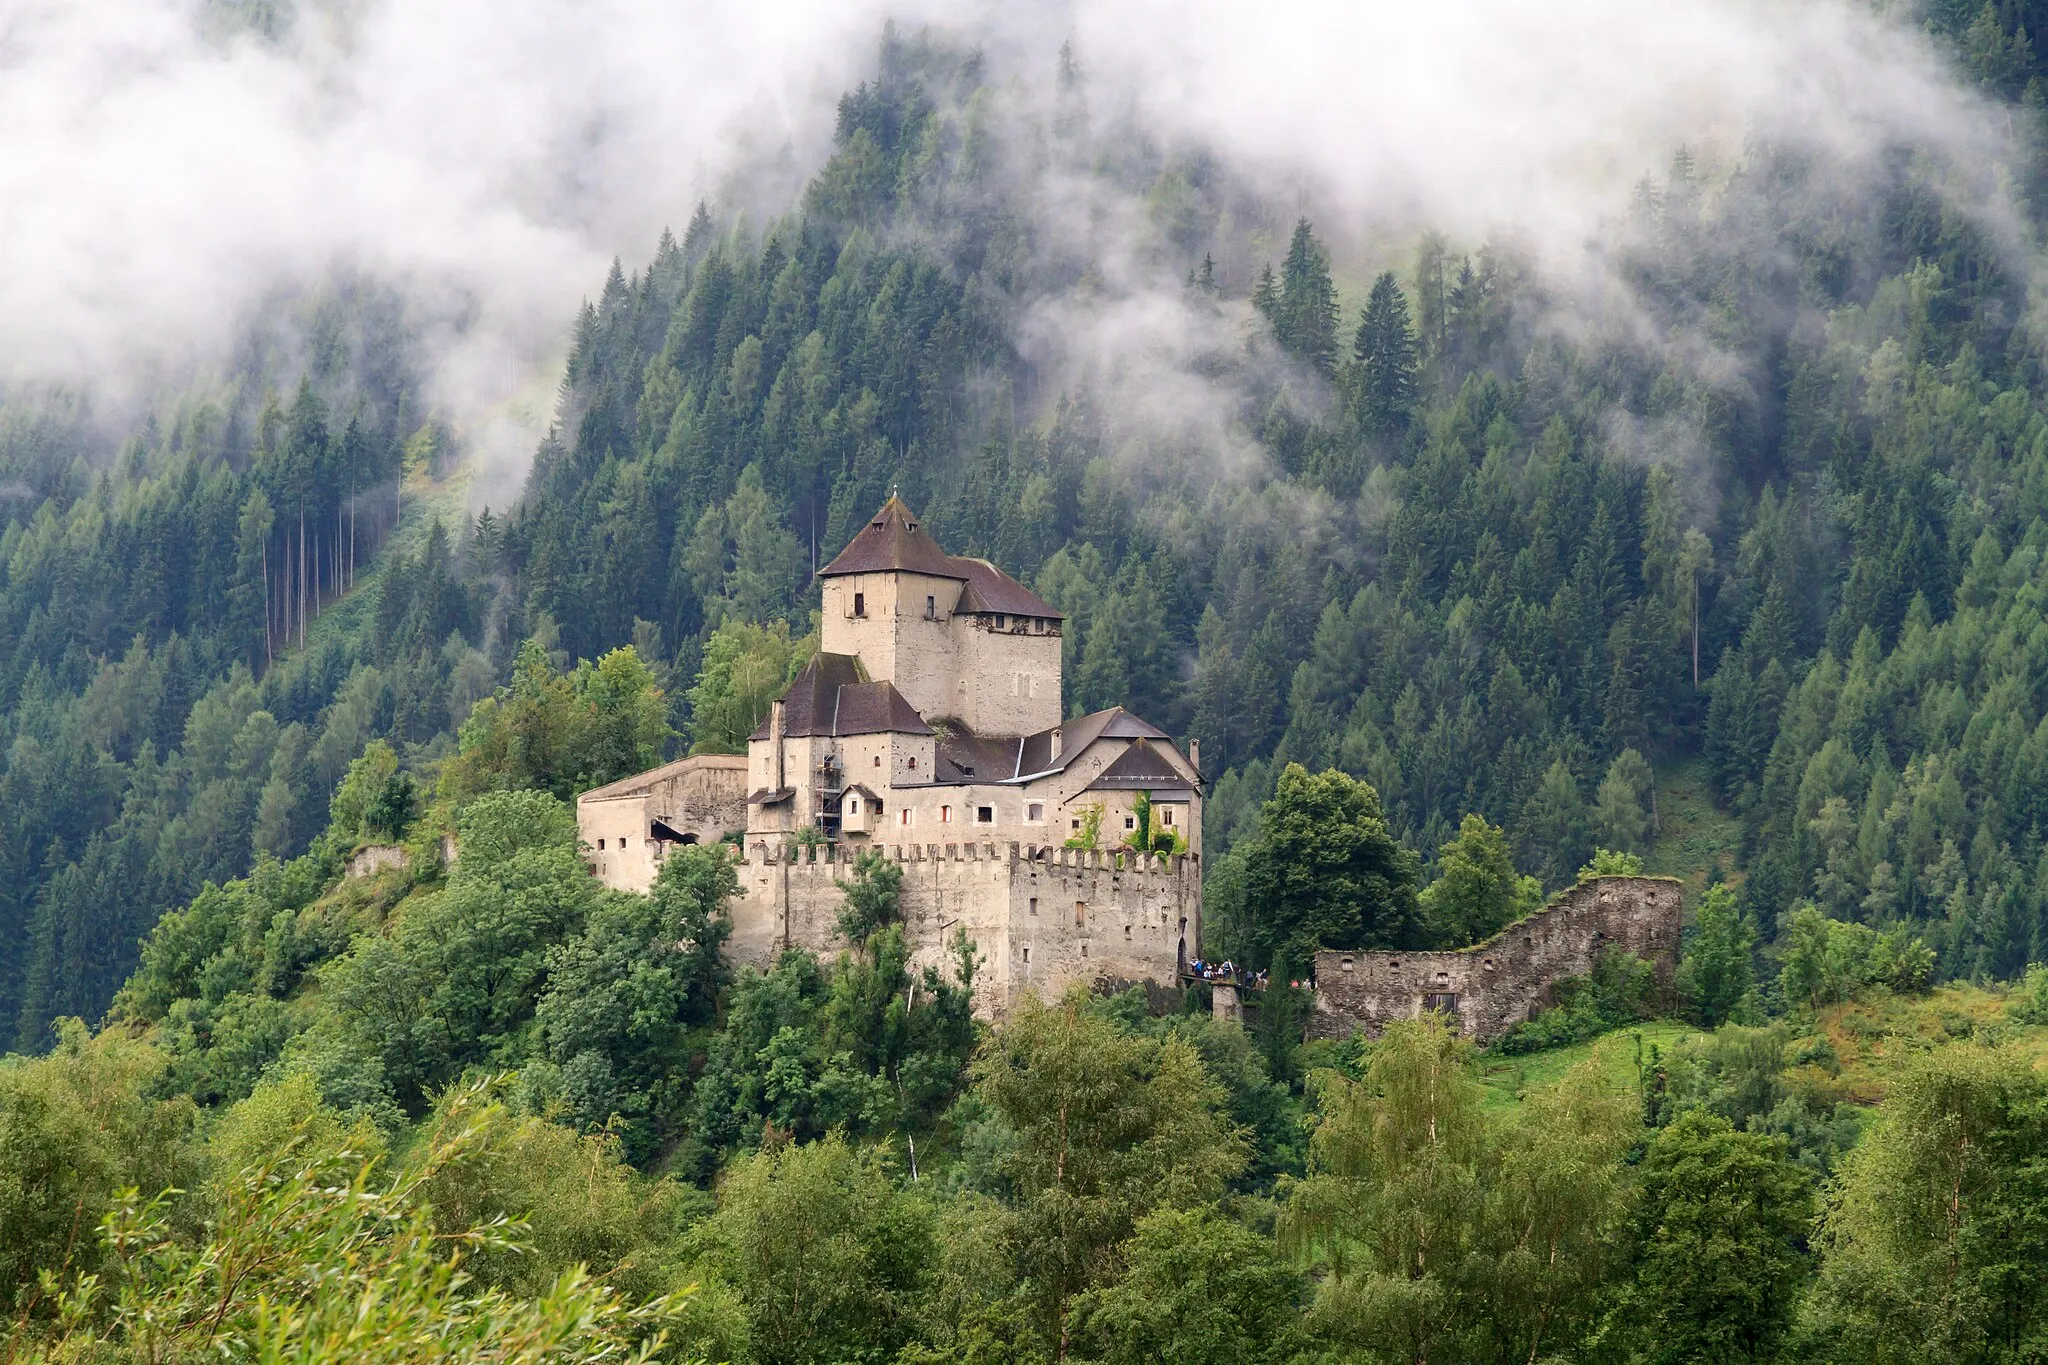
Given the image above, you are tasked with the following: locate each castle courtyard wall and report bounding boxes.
[727,840,1199,1016]
[1309,875,1683,1043]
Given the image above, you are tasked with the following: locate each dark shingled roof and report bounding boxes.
[1015,707,1173,779]
[749,653,935,741]
[818,497,1062,620]
[1088,738,1196,792]
[934,726,1020,783]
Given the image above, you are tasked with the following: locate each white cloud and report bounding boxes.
[0,0,2021,488]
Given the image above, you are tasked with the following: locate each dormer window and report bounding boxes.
[852,591,866,617]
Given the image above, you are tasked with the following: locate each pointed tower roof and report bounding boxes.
[817,497,1062,618]
[818,497,959,578]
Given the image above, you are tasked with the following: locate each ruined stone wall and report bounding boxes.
[726,841,1200,1017]
[1309,876,1684,1043]
[578,755,747,892]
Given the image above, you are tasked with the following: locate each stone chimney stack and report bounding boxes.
[770,699,786,789]
[1050,727,1063,762]
[1189,738,1201,775]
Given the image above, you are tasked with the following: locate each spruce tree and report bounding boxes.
[1350,270,1418,434]
[1275,220,1339,378]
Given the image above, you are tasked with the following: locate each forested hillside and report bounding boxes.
[10,15,2048,1038]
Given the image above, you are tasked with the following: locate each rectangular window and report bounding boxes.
[1423,992,1461,1015]
[1123,815,1136,830]
[846,797,860,815]
[1075,901,1086,926]
[597,838,606,849]
[1124,924,1132,939]
[899,809,913,827]
[1022,946,1031,963]
[926,595,937,619]
[976,806,994,824]
[940,806,952,823]
[1029,897,1039,916]
[1160,807,1174,826]
[1027,802,1044,822]
[852,591,866,617]
[995,614,1006,629]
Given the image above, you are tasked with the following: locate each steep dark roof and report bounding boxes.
[1088,738,1196,792]
[818,498,1062,620]
[749,653,935,741]
[1015,707,1173,779]
[934,726,1019,783]
[818,497,960,578]
[954,559,1061,618]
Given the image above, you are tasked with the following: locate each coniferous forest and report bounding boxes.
[7,7,2048,1363]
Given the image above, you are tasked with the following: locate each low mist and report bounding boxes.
[0,0,2024,487]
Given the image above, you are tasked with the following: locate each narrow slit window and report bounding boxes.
[852,591,866,617]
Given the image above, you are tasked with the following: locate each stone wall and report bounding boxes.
[578,755,747,892]
[727,840,1200,1017]
[1309,875,1684,1043]
[345,844,409,879]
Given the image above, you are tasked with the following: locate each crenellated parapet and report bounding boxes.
[736,839,1197,877]
[720,839,1199,1017]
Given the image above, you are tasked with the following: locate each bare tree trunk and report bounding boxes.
[261,537,271,668]
[1691,575,1700,688]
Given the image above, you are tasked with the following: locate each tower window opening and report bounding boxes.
[852,591,866,617]
[926,595,937,619]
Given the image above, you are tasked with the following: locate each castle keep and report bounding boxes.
[578,498,1203,1013]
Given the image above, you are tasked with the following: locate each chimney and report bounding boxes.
[770,699,786,789]
[1050,727,1063,762]
[1189,738,1201,775]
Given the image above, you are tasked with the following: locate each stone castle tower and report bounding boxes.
[577,498,1203,1013]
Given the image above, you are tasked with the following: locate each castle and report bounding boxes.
[577,498,1203,1014]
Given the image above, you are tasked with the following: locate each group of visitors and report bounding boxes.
[1187,958,1268,989]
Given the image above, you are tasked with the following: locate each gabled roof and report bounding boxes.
[748,653,935,741]
[1015,707,1174,779]
[1088,737,1196,792]
[818,497,1062,620]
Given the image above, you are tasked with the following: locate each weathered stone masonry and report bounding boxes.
[727,840,1201,1016]
[1309,875,1683,1043]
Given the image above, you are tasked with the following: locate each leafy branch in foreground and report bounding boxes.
[6,1077,698,1364]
